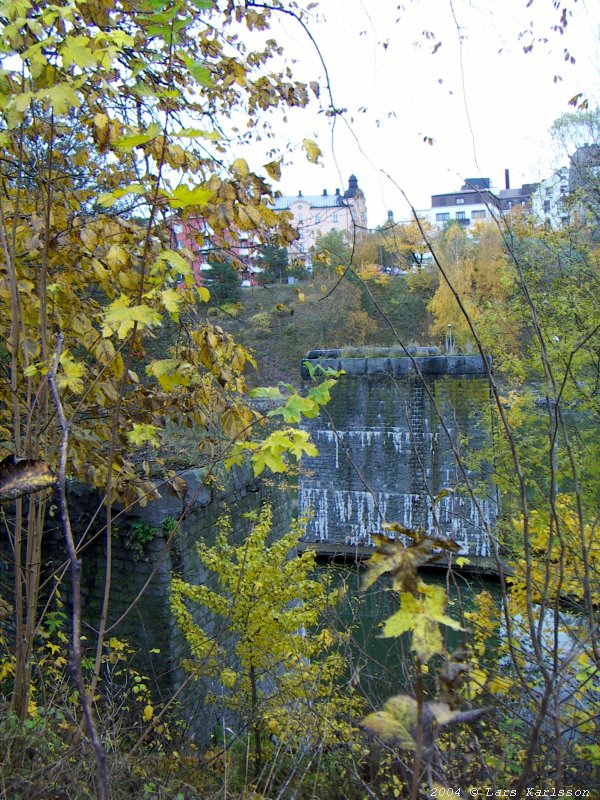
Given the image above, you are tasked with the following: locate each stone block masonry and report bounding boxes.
[0,465,295,744]
[299,353,499,558]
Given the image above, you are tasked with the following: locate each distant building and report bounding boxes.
[421,172,538,230]
[530,146,600,229]
[531,167,570,228]
[568,144,600,227]
[170,217,260,287]
[272,174,368,261]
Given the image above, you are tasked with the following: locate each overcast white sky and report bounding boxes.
[249,0,600,226]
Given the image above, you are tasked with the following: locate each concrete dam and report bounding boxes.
[298,350,499,559]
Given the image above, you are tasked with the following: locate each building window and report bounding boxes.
[332,213,338,222]
[543,201,551,212]
[456,198,465,204]
[456,211,466,220]
[471,210,486,219]
[436,213,450,222]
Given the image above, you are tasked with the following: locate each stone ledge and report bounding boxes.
[301,353,492,380]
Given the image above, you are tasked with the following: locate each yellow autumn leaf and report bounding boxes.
[264,158,282,181]
[60,35,97,69]
[197,286,210,303]
[80,227,98,251]
[362,694,417,749]
[127,423,161,447]
[468,667,487,696]
[0,661,14,681]
[143,703,154,722]
[382,585,462,663]
[146,359,193,391]
[106,244,129,270]
[161,288,182,318]
[58,353,86,394]
[302,138,322,164]
[102,295,162,339]
[232,157,249,178]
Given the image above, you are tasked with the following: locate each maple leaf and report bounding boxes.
[60,35,97,69]
[382,585,463,662]
[166,185,214,209]
[362,695,418,750]
[127,423,161,447]
[161,288,182,319]
[114,123,161,150]
[40,84,80,115]
[58,353,86,394]
[102,295,162,339]
[146,359,193,391]
[268,393,319,423]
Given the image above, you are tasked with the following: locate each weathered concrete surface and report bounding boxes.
[299,353,498,557]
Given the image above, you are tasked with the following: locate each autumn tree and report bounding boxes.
[427,220,520,358]
[375,217,436,270]
[171,504,360,787]
[311,228,351,271]
[0,0,327,794]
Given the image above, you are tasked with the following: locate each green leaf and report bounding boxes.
[174,127,220,141]
[249,386,284,399]
[182,54,213,87]
[114,123,161,150]
[306,378,336,406]
[269,393,319,423]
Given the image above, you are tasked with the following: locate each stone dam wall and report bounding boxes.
[299,352,499,558]
[0,466,295,743]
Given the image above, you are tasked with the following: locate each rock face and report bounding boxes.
[299,354,499,557]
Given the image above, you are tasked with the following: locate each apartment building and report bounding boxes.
[420,173,538,230]
[272,174,368,261]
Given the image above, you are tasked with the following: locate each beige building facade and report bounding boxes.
[273,174,367,262]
